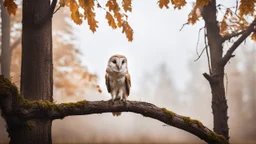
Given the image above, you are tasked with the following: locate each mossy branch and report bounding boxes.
[0,75,228,144]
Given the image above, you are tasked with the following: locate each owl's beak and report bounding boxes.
[117,61,122,71]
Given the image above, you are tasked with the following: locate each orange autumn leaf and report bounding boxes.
[71,10,83,25]
[122,21,133,41]
[171,0,186,9]
[106,0,117,12]
[220,8,232,36]
[79,0,98,32]
[106,12,117,29]
[239,0,255,17]
[61,0,134,41]
[122,0,132,12]
[70,0,79,13]
[69,0,82,25]
[158,0,170,9]
[195,0,211,8]
[65,0,71,6]
[3,0,18,15]
[187,5,200,24]
[59,0,66,7]
[251,32,256,41]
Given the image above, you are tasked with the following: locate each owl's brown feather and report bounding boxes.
[125,73,131,96]
[105,73,111,93]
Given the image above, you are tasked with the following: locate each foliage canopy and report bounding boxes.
[4,0,256,41]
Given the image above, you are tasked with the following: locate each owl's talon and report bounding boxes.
[122,99,127,105]
[109,98,115,104]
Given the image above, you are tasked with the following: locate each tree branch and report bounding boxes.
[0,75,228,144]
[220,18,256,66]
[221,29,247,42]
[20,101,229,144]
[33,0,57,28]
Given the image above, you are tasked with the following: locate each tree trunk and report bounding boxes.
[8,0,53,143]
[202,0,229,140]
[0,0,11,79]
[0,1,11,142]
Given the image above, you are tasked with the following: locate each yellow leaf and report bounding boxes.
[122,21,133,42]
[3,0,18,15]
[122,0,132,12]
[238,0,254,17]
[170,0,186,9]
[158,0,170,9]
[106,12,117,29]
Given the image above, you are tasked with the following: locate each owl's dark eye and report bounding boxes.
[122,60,125,64]
[112,60,116,64]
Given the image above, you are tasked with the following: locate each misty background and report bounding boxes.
[0,0,255,143]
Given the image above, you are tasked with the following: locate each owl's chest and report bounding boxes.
[110,76,125,89]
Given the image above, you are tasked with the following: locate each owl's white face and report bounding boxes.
[107,55,128,74]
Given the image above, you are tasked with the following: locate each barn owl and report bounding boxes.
[105,54,131,116]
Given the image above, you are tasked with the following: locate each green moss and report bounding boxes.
[206,131,228,144]
[193,120,204,128]
[181,116,204,129]
[0,75,19,98]
[162,108,175,119]
[182,116,193,125]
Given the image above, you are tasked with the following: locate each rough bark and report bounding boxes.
[202,0,229,140]
[0,0,11,79]
[15,0,54,143]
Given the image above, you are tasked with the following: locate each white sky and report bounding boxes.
[73,0,235,93]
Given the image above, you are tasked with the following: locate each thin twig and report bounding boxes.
[179,22,189,31]
[204,27,212,74]
[195,27,205,56]
[194,45,206,62]
[53,5,62,14]
[235,0,238,15]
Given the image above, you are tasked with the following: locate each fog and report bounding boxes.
[1,0,255,143]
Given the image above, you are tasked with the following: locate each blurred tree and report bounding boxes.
[185,57,211,120]
[242,48,256,140]
[154,63,179,109]
[225,57,245,141]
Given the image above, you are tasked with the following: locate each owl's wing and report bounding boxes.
[105,73,111,93]
[125,73,131,96]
